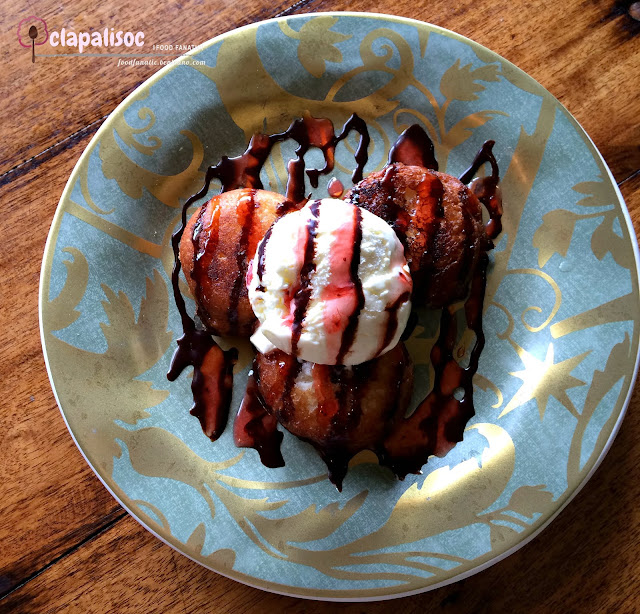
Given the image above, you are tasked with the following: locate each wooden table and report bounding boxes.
[1,1,639,611]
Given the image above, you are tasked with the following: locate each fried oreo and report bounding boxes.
[345,163,488,308]
[254,343,413,455]
[180,188,288,336]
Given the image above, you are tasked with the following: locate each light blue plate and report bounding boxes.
[40,13,640,600]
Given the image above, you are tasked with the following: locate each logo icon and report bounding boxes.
[17,16,48,63]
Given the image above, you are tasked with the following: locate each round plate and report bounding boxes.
[40,13,640,601]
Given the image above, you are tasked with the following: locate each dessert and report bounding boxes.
[345,164,488,308]
[246,198,412,365]
[169,113,503,489]
[252,344,413,486]
[180,188,287,336]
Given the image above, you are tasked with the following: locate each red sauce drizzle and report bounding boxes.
[413,172,445,303]
[335,206,364,365]
[327,177,344,197]
[317,129,501,484]
[457,187,479,276]
[291,200,321,357]
[380,253,488,477]
[228,190,257,329]
[193,113,369,205]
[168,180,237,440]
[191,199,223,326]
[306,114,370,189]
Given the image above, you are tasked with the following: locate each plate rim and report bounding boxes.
[39,11,640,601]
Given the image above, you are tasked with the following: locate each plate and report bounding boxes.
[40,13,640,600]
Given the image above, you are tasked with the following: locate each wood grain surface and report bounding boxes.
[1,0,638,611]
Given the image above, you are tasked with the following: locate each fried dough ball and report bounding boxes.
[254,343,413,454]
[344,163,488,308]
[180,188,288,336]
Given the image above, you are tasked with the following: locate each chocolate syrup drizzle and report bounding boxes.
[312,131,501,486]
[459,140,503,241]
[291,200,321,357]
[305,343,410,489]
[388,123,439,171]
[335,206,365,365]
[233,366,284,468]
[168,114,370,444]
[169,116,502,488]
[373,133,501,477]
[380,253,489,478]
[376,290,412,358]
[255,224,273,293]
[318,361,372,488]
[167,178,237,441]
[375,135,501,477]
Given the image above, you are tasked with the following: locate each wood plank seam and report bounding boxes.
[0,115,108,189]
[274,0,315,17]
[0,512,128,603]
[1,1,315,180]
[619,168,640,187]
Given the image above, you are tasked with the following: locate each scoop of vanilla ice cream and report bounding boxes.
[247,198,412,365]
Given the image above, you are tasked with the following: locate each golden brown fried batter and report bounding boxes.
[180,188,287,336]
[254,343,413,453]
[344,163,488,308]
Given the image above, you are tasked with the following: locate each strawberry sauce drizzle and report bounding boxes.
[290,200,321,358]
[334,206,364,365]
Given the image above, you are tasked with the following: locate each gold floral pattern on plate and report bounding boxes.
[40,13,639,600]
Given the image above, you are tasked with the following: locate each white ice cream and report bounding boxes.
[247,198,412,365]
